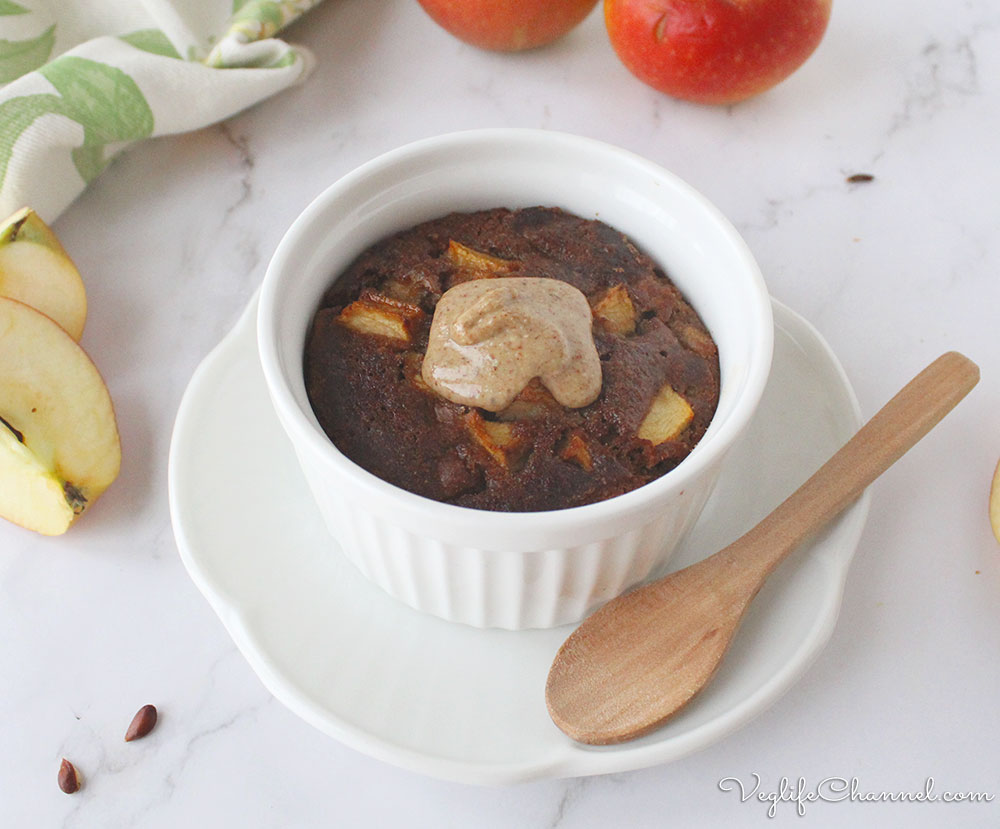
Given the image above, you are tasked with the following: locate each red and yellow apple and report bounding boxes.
[416,0,599,52]
[604,0,832,105]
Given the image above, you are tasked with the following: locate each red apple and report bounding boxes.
[416,0,599,52]
[604,0,832,104]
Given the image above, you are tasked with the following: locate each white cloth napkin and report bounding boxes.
[0,0,321,221]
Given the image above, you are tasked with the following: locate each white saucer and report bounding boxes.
[168,295,868,785]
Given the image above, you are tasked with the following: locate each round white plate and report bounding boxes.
[168,296,868,785]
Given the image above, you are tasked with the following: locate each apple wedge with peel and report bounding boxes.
[0,297,120,535]
[0,207,87,341]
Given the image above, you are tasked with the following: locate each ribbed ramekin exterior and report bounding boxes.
[258,130,773,631]
[292,447,721,629]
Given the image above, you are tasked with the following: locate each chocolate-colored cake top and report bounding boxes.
[304,206,720,512]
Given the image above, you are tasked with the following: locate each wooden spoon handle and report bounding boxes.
[546,352,979,745]
[736,351,979,580]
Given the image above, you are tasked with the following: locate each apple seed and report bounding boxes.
[57,758,81,794]
[125,704,157,742]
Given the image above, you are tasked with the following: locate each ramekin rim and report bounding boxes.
[258,128,774,532]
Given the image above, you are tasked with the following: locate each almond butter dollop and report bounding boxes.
[421,276,603,412]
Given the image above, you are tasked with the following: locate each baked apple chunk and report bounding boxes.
[559,430,593,471]
[402,351,432,392]
[637,383,694,445]
[464,410,528,469]
[592,283,636,335]
[337,291,424,343]
[447,240,517,279]
[496,378,560,421]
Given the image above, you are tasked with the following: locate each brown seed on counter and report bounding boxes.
[125,704,158,742]
[57,758,81,794]
[846,173,874,183]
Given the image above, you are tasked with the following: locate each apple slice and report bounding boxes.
[0,297,120,535]
[990,459,1000,544]
[0,208,87,341]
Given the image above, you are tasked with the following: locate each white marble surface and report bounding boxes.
[2,0,999,825]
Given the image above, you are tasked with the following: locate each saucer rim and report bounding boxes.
[168,293,868,785]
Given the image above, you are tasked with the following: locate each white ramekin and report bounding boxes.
[258,129,773,629]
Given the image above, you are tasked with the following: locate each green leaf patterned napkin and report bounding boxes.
[0,0,322,220]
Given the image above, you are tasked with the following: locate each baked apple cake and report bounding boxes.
[304,207,720,512]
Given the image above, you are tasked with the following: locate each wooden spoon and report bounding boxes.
[546,351,979,745]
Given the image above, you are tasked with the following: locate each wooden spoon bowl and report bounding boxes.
[546,352,979,745]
